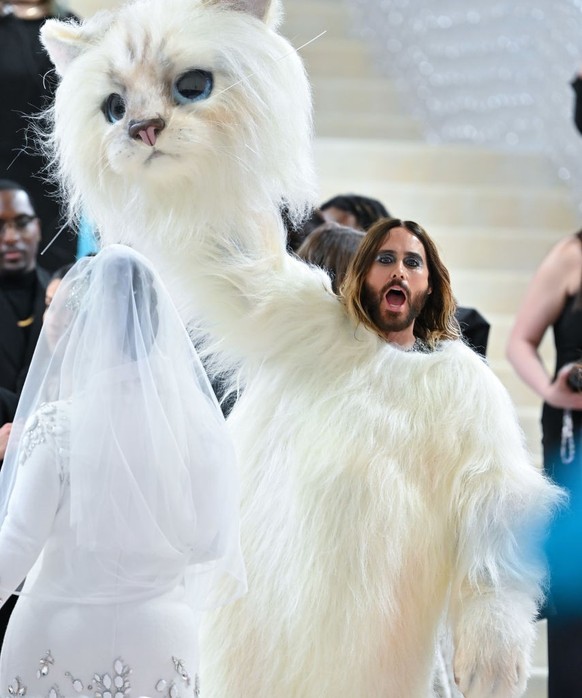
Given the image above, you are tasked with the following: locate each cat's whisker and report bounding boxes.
[6,147,26,171]
[214,30,327,97]
[41,69,52,91]
[289,31,327,55]
[40,223,67,256]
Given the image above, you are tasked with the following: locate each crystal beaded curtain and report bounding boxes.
[347,0,582,214]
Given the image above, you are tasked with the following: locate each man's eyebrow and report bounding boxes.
[375,249,424,260]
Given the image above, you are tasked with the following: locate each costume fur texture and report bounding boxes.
[41,1,561,696]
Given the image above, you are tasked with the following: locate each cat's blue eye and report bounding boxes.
[101,93,126,123]
[172,70,213,105]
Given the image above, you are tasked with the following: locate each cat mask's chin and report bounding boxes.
[109,150,180,179]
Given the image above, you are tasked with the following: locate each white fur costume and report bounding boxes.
[41,1,559,696]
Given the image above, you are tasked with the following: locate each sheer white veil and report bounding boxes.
[0,244,246,608]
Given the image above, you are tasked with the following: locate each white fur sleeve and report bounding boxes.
[181,238,357,372]
[448,354,562,698]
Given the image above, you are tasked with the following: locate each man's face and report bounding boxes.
[362,227,432,337]
[0,189,41,276]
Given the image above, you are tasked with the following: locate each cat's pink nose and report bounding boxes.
[128,117,165,147]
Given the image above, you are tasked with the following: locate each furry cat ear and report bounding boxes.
[205,0,283,28]
[41,13,115,76]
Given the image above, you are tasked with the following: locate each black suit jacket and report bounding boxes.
[455,306,490,359]
[0,266,50,424]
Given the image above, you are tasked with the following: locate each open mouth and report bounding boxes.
[385,288,407,309]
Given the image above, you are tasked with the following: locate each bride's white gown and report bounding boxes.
[0,402,202,698]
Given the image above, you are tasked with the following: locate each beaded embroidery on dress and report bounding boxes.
[18,403,68,483]
[6,652,200,697]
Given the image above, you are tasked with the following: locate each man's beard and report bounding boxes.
[362,281,430,334]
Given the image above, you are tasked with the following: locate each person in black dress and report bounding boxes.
[507,230,582,698]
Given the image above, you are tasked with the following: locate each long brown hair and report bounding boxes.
[341,218,460,347]
[296,222,364,294]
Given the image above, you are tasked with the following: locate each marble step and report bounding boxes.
[66,0,119,14]
[68,0,349,26]
[515,406,544,462]
[475,313,554,363]
[533,620,548,666]
[283,0,352,39]
[491,361,547,409]
[298,37,379,78]
[433,227,560,272]
[315,112,423,140]
[315,138,562,188]
[527,621,548,698]
[310,78,408,115]
[526,669,548,698]
[319,180,578,228]
[68,0,349,27]
[449,269,534,314]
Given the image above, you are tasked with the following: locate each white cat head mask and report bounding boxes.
[39,0,314,242]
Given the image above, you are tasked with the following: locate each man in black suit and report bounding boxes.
[0,178,50,646]
[0,0,78,271]
[0,178,49,442]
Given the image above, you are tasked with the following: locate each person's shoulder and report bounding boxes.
[27,401,69,433]
[18,401,68,465]
[432,338,493,378]
[440,337,492,363]
[433,337,477,358]
[440,339,514,405]
[545,234,582,263]
[535,235,582,286]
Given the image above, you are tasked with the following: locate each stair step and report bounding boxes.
[434,228,560,271]
[315,113,423,140]
[315,138,561,188]
[310,78,406,114]
[450,269,535,314]
[526,667,548,698]
[67,0,120,14]
[515,406,544,462]
[319,180,578,228]
[490,361,545,408]
[299,37,379,77]
[474,312,554,361]
[283,0,352,39]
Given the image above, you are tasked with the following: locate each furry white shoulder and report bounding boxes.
[42,2,560,696]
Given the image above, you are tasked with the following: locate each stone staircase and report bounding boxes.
[283,1,580,696]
